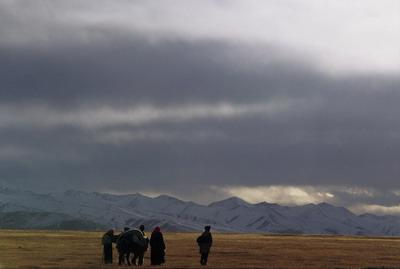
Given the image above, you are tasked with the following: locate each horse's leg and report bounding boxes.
[126,252,131,266]
[132,250,137,265]
[132,251,137,266]
[138,251,144,266]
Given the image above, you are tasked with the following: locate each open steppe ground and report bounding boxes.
[1,230,400,269]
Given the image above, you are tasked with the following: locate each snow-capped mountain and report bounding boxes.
[1,186,400,235]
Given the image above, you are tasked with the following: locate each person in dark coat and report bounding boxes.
[197,225,213,266]
[116,226,131,265]
[150,226,166,265]
[102,229,114,264]
[115,227,131,265]
[132,224,148,266]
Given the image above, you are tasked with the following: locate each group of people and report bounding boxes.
[101,225,213,266]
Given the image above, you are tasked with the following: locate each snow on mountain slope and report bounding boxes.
[286,203,368,235]
[1,186,400,235]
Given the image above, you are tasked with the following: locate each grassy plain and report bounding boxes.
[1,230,400,269]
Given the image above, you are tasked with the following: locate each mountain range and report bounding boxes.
[1,186,400,236]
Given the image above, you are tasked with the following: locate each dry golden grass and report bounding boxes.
[1,229,400,269]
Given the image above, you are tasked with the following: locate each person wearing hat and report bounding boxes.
[132,224,148,266]
[196,226,213,266]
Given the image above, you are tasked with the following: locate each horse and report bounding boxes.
[116,229,149,266]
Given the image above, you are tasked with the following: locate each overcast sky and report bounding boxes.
[1,0,400,214]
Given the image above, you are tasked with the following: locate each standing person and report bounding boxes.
[101,229,114,264]
[116,227,131,265]
[150,226,166,265]
[132,224,148,266]
[197,226,213,266]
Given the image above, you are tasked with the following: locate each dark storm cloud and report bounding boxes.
[1,43,399,191]
[0,36,319,107]
[1,0,400,211]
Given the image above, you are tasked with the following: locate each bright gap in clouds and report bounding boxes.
[2,0,399,73]
[211,185,400,215]
[350,204,400,215]
[211,185,336,205]
[0,100,296,129]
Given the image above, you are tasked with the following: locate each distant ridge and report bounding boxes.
[1,186,400,235]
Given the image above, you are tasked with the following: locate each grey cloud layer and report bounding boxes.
[1,0,399,73]
[1,1,400,210]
